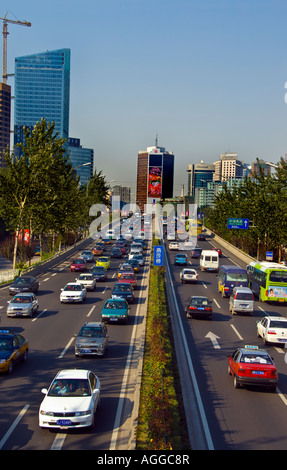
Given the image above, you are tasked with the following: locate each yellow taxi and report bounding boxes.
[0,330,28,374]
[96,256,110,270]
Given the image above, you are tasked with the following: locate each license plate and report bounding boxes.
[252,370,265,375]
[57,419,71,426]
[81,349,92,353]
[239,304,248,308]
[278,338,287,342]
[197,307,204,310]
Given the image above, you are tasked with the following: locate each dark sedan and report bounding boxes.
[111,248,123,259]
[185,296,213,320]
[9,276,39,296]
[190,247,202,258]
[112,282,134,303]
[90,265,107,281]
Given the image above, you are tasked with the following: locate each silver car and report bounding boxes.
[7,293,39,317]
[229,287,254,315]
[80,250,94,262]
[75,322,109,357]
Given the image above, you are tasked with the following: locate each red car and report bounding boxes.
[119,272,137,289]
[70,258,87,272]
[212,247,222,256]
[115,242,127,254]
[227,345,278,391]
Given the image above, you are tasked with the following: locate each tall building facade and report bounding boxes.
[136,145,174,212]
[186,162,215,197]
[0,82,11,166]
[68,137,94,186]
[14,49,70,152]
[213,152,243,182]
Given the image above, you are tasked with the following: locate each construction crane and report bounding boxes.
[0,12,31,83]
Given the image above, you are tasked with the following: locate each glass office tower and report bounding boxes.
[14,49,70,151]
[68,138,94,186]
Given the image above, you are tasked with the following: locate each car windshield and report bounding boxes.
[241,354,272,364]
[82,251,91,255]
[114,285,131,292]
[190,298,209,305]
[73,260,84,264]
[13,278,31,285]
[0,337,13,351]
[93,267,105,273]
[11,296,32,303]
[78,275,92,280]
[105,301,126,309]
[98,258,108,262]
[48,379,91,397]
[79,327,104,337]
[226,273,248,282]
[269,321,287,329]
[64,285,82,291]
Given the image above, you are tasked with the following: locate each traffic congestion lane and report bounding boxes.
[0,239,149,450]
[165,236,287,449]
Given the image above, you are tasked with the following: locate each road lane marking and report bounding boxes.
[213,298,221,309]
[50,433,67,450]
[32,308,47,322]
[0,404,30,449]
[206,332,221,349]
[230,324,243,340]
[58,337,74,358]
[87,305,96,317]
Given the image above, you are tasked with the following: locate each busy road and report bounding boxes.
[164,232,287,450]
[0,236,150,450]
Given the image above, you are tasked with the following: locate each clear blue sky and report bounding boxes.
[3,0,287,195]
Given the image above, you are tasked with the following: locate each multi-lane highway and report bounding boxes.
[1,229,287,451]
[0,238,150,450]
[164,233,287,450]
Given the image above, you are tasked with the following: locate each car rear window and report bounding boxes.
[236,293,253,300]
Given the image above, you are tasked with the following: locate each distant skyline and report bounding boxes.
[3,0,287,195]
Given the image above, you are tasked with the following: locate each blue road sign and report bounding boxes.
[227,218,249,229]
[153,245,164,266]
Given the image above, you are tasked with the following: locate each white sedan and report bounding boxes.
[257,316,287,345]
[180,268,198,283]
[75,273,96,291]
[60,282,87,303]
[39,369,101,429]
[169,241,179,250]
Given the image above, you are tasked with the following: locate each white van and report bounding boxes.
[200,250,219,272]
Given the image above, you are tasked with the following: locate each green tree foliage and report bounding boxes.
[0,118,109,267]
[206,158,287,262]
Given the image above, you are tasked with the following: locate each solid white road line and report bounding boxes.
[0,404,30,449]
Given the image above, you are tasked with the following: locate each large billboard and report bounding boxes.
[148,165,162,198]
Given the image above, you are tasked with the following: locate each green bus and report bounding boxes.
[247,261,287,302]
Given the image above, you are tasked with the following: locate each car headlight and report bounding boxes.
[75,410,92,416]
[40,410,54,416]
[0,359,7,364]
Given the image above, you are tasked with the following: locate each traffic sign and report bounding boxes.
[227,218,249,229]
[153,245,164,266]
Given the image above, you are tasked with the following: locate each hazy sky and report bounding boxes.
[3,0,287,195]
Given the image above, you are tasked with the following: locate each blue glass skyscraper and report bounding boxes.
[14,48,70,150]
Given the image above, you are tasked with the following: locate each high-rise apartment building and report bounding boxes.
[68,137,94,186]
[213,152,243,182]
[14,49,70,152]
[0,82,11,166]
[136,145,174,212]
